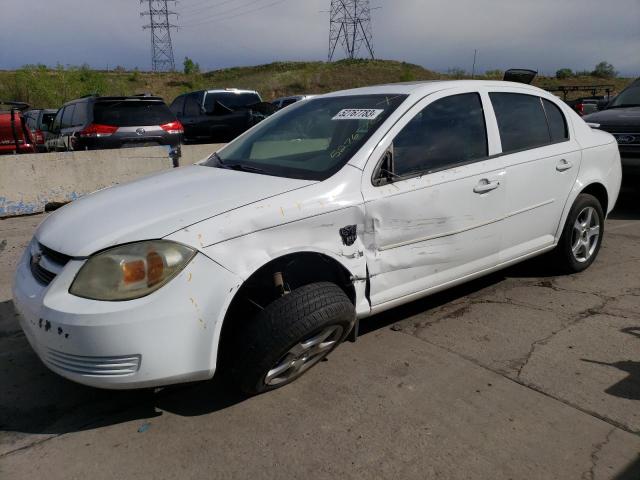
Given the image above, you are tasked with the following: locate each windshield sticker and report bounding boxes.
[332,109,383,121]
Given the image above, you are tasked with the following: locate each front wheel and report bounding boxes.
[228,282,355,395]
[554,193,604,273]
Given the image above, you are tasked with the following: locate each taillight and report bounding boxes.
[78,123,118,138]
[575,103,584,115]
[160,121,184,135]
[34,129,45,144]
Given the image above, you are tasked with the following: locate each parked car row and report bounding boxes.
[1,88,295,155]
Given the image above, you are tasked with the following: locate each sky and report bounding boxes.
[1,0,639,76]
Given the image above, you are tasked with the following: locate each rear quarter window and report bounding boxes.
[542,99,569,142]
[489,92,550,153]
[93,101,176,127]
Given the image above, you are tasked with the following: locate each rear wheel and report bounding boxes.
[228,282,354,395]
[555,193,604,272]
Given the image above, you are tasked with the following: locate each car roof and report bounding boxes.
[323,80,550,98]
[64,95,165,106]
[203,89,259,95]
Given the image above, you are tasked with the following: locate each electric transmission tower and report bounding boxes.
[328,0,375,61]
[140,0,178,72]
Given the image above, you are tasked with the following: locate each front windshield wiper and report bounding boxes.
[208,152,268,175]
[222,163,268,175]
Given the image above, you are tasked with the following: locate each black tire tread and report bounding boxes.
[554,193,604,273]
[228,282,354,394]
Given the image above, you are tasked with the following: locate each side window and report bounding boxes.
[489,93,550,153]
[72,103,88,126]
[184,94,201,116]
[61,105,75,128]
[393,93,488,177]
[170,95,185,116]
[52,109,63,131]
[542,99,568,142]
[25,113,36,129]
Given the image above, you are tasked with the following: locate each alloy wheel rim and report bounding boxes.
[265,325,344,386]
[571,206,600,263]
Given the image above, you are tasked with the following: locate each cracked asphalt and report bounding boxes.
[1,184,639,479]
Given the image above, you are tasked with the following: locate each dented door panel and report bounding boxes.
[363,162,506,306]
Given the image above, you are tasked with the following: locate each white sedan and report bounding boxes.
[13,80,621,394]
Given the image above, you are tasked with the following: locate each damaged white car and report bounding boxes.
[13,80,621,394]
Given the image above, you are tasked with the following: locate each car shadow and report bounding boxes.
[580,326,640,401]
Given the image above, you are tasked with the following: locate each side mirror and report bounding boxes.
[373,149,397,186]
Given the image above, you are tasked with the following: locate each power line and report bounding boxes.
[181,0,289,28]
[181,0,269,21]
[328,0,375,61]
[140,0,178,71]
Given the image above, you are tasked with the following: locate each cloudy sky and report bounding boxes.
[2,0,639,76]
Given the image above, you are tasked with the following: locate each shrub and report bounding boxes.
[556,68,573,79]
[591,61,617,79]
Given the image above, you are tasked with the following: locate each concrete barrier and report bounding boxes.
[0,143,225,218]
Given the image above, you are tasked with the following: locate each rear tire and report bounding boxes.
[554,193,604,273]
[228,282,355,395]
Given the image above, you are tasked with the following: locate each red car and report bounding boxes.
[0,101,36,155]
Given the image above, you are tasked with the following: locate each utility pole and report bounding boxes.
[140,0,178,72]
[328,0,375,61]
[471,49,477,78]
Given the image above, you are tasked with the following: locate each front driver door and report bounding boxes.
[361,89,506,309]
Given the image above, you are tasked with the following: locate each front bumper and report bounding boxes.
[12,245,241,389]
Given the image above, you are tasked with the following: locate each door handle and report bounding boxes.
[556,159,573,171]
[473,179,500,194]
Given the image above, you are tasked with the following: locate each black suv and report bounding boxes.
[170,89,275,143]
[46,95,183,152]
[584,78,640,176]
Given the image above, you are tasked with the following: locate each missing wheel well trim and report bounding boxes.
[218,252,357,363]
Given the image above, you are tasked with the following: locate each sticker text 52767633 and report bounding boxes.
[332,109,384,121]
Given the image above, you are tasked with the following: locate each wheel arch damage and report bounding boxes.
[215,249,368,371]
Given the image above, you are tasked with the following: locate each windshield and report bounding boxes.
[204,94,407,181]
[93,101,175,126]
[609,82,640,108]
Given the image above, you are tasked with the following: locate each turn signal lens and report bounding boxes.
[70,240,196,301]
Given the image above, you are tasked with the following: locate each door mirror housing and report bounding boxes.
[373,149,397,186]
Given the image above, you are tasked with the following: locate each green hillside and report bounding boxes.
[0,59,633,109]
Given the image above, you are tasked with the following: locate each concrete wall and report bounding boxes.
[0,143,225,217]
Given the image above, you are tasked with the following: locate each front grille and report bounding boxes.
[30,261,56,285]
[46,348,141,376]
[29,242,71,286]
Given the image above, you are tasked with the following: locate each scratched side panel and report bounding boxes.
[166,166,371,316]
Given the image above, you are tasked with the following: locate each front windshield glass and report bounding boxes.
[609,82,640,108]
[203,94,407,180]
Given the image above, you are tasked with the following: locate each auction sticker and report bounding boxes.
[332,109,383,121]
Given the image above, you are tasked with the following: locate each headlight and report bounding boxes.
[70,240,196,301]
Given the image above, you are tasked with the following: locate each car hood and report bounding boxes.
[36,165,315,257]
[583,107,640,127]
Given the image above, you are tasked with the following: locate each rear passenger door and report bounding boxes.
[487,89,581,261]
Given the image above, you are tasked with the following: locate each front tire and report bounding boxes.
[229,282,355,395]
[555,193,604,273]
